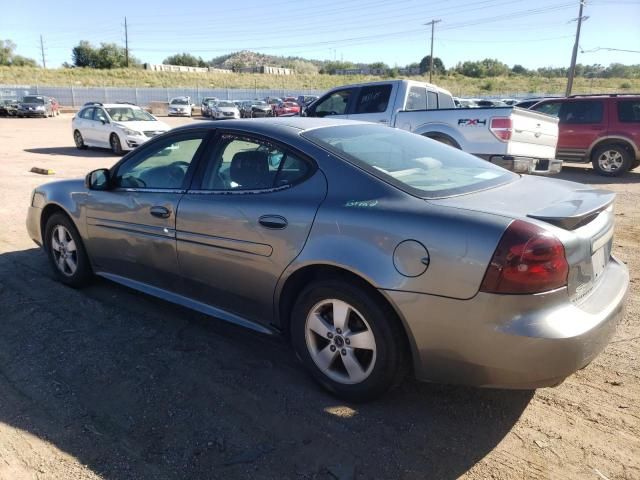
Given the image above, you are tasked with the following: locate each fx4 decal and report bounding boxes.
[458,119,487,126]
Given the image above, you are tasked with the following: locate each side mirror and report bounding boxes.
[85,168,111,190]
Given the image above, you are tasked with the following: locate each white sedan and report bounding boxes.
[72,103,170,154]
[210,101,240,120]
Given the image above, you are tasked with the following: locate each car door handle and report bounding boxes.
[150,206,171,218]
[258,215,288,229]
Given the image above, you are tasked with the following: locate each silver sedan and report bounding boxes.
[26,118,628,401]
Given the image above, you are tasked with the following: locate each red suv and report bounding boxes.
[531,94,640,176]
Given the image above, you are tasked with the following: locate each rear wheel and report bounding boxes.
[110,133,123,155]
[44,213,92,288]
[291,279,407,402]
[592,144,632,176]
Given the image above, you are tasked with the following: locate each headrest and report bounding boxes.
[230,150,270,189]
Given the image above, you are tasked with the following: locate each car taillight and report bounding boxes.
[480,220,568,294]
[490,117,513,141]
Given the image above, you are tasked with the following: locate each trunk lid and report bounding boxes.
[430,175,615,302]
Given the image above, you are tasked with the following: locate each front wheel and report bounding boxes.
[291,279,407,402]
[110,133,123,155]
[44,213,92,288]
[592,144,632,176]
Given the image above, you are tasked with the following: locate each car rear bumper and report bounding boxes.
[480,155,563,175]
[382,255,628,389]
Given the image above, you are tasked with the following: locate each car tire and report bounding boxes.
[73,130,88,150]
[290,278,407,402]
[44,212,92,288]
[110,133,123,155]
[592,144,632,176]
[631,159,640,170]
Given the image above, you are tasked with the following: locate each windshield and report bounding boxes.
[217,101,235,108]
[302,125,516,198]
[254,101,267,106]
[106,107,156,122]
[22,96,44,104]
[170,99,189,105]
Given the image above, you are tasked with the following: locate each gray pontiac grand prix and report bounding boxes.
[27,118,629,401]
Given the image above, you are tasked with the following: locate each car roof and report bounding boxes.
[172,117,367,134]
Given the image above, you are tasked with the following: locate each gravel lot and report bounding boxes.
[0,115,638,480]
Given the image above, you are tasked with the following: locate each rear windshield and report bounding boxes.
[302,124,515,198]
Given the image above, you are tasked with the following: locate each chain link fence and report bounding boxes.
[0,85,325,107]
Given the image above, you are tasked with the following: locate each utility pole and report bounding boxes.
[124,16,129,67]
[424,19,441,83]
[566,0,587,96]
[39,35,46,69]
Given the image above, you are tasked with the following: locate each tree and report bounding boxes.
[72,41,97,67]
[0,39,38,67]
[419,55,445,75]
[72,41,133,69]
[511,64,527,75]
[163,52,206,67]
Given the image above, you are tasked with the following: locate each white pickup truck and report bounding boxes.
[304,79,562,174]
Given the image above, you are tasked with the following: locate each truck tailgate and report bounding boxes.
[507,107,558,159]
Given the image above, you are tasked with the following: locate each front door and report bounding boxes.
[92,107,112,147]
[176,132,327,326]
[84,131,208,290]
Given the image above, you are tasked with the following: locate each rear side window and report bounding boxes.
[559,101,603,124]
[427,91,438,110]
[437,92,455,109]
[405,86,427,111]
[355,84,392,114]
[618,100,640,122]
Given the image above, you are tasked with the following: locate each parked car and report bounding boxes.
[49,97,61,116]
[27,118,628,401]
[475,99,507,107]
[201,97,218,117]
[501,99,519,106]
[17,95,54,118]
[305,80,561,174]
[71,102,170,154]
[273,101,301,116]
[168,96,193,117]
[210,100,240,120]
[241,100,271,118]
[453,98,478,108]
[530,94,640,176]
[516,97,558,109]
[0,99,19,116]
[265,97,282,115]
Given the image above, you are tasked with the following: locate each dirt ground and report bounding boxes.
[0,115,638,480]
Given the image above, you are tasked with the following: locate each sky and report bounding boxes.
[2,0,639,69]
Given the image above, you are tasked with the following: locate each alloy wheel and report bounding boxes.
[50,225,78,276]
[304,299,377,385]
[598,150,624,173]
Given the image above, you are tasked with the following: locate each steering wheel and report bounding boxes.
[123,175,146,188]
[167,162,189,185]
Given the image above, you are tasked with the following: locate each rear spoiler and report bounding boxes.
[527,189,615,230]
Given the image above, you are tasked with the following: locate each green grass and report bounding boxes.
[1,66,638,95]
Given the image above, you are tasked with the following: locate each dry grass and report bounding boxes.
[1,66,638,95]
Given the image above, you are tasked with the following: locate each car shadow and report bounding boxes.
[0,247,533,479]
[556,164,640,184]
[24,147,116,158]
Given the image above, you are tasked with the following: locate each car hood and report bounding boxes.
[216,107,238,112]
[20,103,45,107]
[113,120,170,132]
[430,175,615,230]
[169,104,190,108]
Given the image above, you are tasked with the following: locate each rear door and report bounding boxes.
[176,131,327,326]
[347,83,395,125]
[76,107,95,142]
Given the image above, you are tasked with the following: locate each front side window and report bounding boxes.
[618,100,640,122]
[200,135,310,191]
[559,101,603,124]
[355,84,392,114]
[303,124,515,198]
[313,89,353,117]
[94,108,108,123]
[405,86,427,111]
[532,101,561,117]
[79,107,94,120]
[114,134,205,189]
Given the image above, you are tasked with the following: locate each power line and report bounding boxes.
[566,0,587,96]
